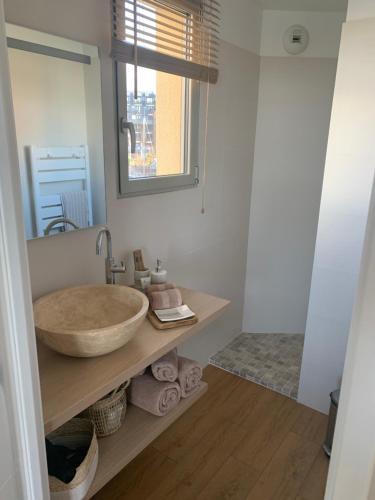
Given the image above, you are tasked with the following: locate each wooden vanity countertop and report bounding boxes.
[37,287,230,433]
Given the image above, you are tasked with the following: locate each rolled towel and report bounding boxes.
[147,283,175,293]
[128,374,181,416]
[178,357,203,398]
[149,288,183,311]
[151,349,178,382]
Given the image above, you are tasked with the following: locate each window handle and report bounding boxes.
[120,118,136,154]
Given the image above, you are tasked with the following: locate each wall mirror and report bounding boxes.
[6,24,106,240]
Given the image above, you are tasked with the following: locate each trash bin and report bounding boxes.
[323,389,340,457]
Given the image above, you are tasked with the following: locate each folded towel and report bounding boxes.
[178,357,203,398]
[151,349,178,382]
[149,288,183,311]
[128,374,181,416]
[146,283,175,293]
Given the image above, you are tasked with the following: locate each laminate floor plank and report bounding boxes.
[293,405,328,445]
[93,366,329,500]
[295,449,330,500]
[152,379,240,458]
[92,446,177,500]
[147,419,248,500]
[245,432,320,500]
[234,384,287,434]
[196,456,259,500]
[233,396,301,471]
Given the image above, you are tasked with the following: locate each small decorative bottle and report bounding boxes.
[150,258,167,284]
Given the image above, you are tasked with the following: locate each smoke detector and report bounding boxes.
[283,25,309,55]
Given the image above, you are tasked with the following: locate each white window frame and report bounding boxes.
[115,62,200,197]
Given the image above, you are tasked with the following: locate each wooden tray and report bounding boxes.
[147,308,198,330]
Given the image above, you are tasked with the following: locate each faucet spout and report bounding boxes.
[95,227,125,284]
[96,228,113,259]
[95,232,103,255]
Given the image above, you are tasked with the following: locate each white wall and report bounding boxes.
[4,0,261,365]
[261,10,346,57]
[243,10,343,335]
[298,17,375,414]
[243,57,338,334]
[220,0,262,55]
[347,0,375,20]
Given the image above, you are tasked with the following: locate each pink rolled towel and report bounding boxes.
[149,288,182,311]
[151,349,178,382]
[128,374,181,416]
[178,357,203,398]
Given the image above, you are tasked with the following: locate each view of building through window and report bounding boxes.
[124,1,188,180]
[127,90,156,178]
[126,66,186,180]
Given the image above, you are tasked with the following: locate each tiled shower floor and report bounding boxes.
[209,333,305,399]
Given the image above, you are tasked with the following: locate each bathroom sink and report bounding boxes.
[33,284,149,357]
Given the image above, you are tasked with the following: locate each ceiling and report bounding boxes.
[259,0,348,12]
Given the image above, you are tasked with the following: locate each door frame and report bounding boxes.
[0,0,48,497]
[325,178,375,499]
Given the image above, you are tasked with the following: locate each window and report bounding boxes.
[116,63,200,196]
[111,0,220,196]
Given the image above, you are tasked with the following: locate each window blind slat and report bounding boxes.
[117,35,217,65]
[114,0,220,45]
[123,16,218,46]
[124,33,218,62]
[119,7,219,41]
[113,0,220,33]
[112,38,218,82]
[123,29,218,59]
[112,0,220,84]
[122,20,219,52]
[122,36,218,65]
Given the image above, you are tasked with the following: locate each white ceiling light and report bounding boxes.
[283,25,309,55]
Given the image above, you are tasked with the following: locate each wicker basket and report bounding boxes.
[83,380,130,437]
[47,418,98,500]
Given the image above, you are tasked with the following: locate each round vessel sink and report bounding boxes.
[33,284,149,357]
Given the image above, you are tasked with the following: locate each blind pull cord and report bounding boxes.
[201,2,212,215]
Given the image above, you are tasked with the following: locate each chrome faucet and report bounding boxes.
[96,227,126,284]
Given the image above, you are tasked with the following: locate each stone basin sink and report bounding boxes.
[33,284,149,357]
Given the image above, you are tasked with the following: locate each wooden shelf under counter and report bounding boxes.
[37,287,228,496]
[86,382,208,498]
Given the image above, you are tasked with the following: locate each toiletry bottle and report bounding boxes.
[151,258,167,284]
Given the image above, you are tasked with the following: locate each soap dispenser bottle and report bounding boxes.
[151,258,167,284]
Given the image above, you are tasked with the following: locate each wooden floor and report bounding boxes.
[93,365,329,500]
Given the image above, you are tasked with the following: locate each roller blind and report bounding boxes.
[111,0,220,83]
